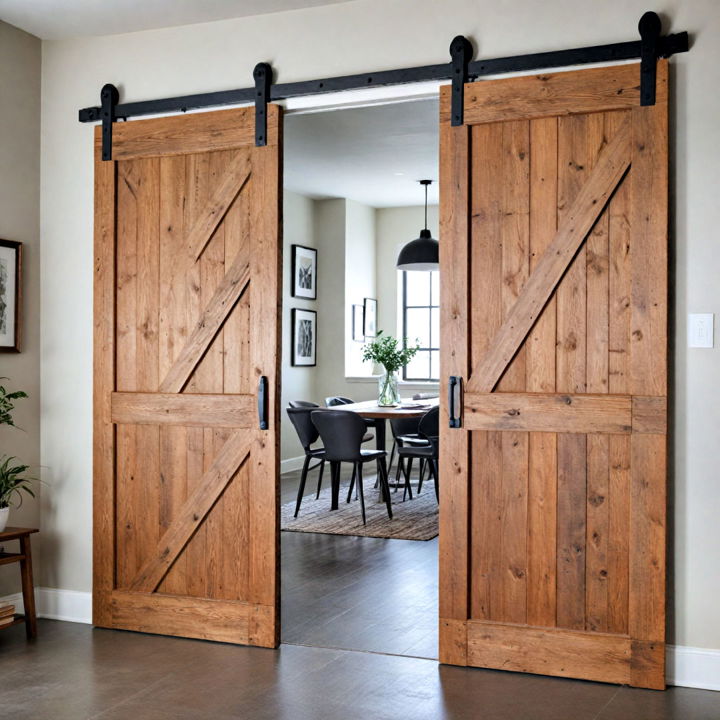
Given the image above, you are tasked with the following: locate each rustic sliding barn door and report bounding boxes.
[94,107,282,646]
[439,62,668,688]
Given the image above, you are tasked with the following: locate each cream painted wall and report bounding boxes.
[376,205,439,341]
[38,0,720,651]
[281,191,317,461]
[0,21,41,597]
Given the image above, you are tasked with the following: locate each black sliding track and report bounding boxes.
[78,11,689,160]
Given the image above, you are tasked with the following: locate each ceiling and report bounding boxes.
[284,99,439,209]
[0,0,355,39]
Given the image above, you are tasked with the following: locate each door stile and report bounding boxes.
[438,116,470,665]
[93,140,117,629]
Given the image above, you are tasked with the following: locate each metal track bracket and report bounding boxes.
[254,62,272,147]
[639,11,662,106]
[449,36,473,127]
[100,84,119,161]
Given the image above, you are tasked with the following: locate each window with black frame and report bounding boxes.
[401,270,439,382]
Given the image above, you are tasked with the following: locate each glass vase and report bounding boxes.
[378,370,400,406]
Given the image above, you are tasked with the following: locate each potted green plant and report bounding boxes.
[0,379,30,532]
[0,457,35,532]
[361,331,420,406]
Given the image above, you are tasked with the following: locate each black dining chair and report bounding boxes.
[325,395,377,435]
[388,415,429,476]
[396,406,439,502]
[286,407,326,517]
[311,410,393,525]
[288,400,319,409]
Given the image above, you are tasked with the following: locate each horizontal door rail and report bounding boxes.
[111,392,255,428]
[464,393,667,435]
[77,27,687,124]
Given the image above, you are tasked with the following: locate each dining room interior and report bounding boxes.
[279,98,441,657]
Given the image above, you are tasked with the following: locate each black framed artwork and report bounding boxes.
[291,308,317,366]
[363,297,377,338]
[0,239,22,353]
[291,244,317,300]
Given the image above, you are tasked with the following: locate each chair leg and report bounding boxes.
[315,459,325,499]
[394,457,403,493]
[388,440,396,473]
[346,464,357,503]
[357,462,366,525]
[294,455,311,518]
[379,456,393,520]
[431,459,439,502]
[403,458,414,501]
[418,459,426,494]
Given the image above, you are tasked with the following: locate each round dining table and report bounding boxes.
[326,397,439,510]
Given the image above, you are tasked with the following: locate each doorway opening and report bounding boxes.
[279,97,440,658]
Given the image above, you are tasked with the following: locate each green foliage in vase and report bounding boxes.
[0,456,36,509]
[361,331,420,374]
[0,378,28,429]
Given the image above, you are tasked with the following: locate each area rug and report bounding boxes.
[281,484,438,541]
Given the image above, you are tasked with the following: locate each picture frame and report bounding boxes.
[0,239,22,353]
[363,297,377,338]
[291,244,317,300]
[352,304,365,342]
[291,308,317,366]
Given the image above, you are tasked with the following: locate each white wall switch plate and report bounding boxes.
[688,313,714,348]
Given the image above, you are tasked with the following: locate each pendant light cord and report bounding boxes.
[424,182,428,231]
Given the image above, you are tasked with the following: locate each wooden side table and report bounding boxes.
[0,527,38,639]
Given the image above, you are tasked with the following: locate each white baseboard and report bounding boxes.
[667,644,720,691]
[281,455,307,473]
[2,587,718,691]
[1,587,92,624]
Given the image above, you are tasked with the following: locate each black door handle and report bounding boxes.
[448,376,462,428]
[258,376,268,430]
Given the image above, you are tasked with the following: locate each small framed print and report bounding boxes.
[0,239,22,353]
[292,308,317,366]
[363,297,377,338]
[352,304,365,342]
[291,244,317,300]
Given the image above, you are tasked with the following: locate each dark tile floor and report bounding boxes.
[0,465,717,718]
[1,620,719,719]
[281,463,438,658]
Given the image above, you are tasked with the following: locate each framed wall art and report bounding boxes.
[0,240,22,353]
[291,308,317,366]
[363,297,377,338]
[291,244,317,300]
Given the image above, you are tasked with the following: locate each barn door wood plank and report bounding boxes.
[159,255,250,393]
[526,116,558,628]
[188,154,251,262]
[467,116,631,393]
[439,117,471,665]
[92,140,117,627]
[129,430,251,593]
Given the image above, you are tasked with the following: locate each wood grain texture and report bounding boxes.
[92,144,116,628]
[159,257,250,393]
[111,392,254,427]
[129,430,250,592]
[467,116,631,393]
[443,62,666,125]
[98,107,268,159]
[632,396,667,434]
[467,621,631,685]
[438,115,471,634]
[111,590,252,643]
[464,392,632,434]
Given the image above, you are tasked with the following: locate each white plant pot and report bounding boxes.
[0,507,9,533]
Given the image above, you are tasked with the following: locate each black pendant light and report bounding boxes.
[396,179,438,271]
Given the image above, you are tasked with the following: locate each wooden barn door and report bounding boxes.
[439,63,668,688]
[94,106,282,646]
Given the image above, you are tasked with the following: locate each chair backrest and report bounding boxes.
[311,410,367,462]
[389,416,421,439]
[418,406,439,440]
[288,400,319,409]
[325,396,354,407]
[286,407,320,452]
